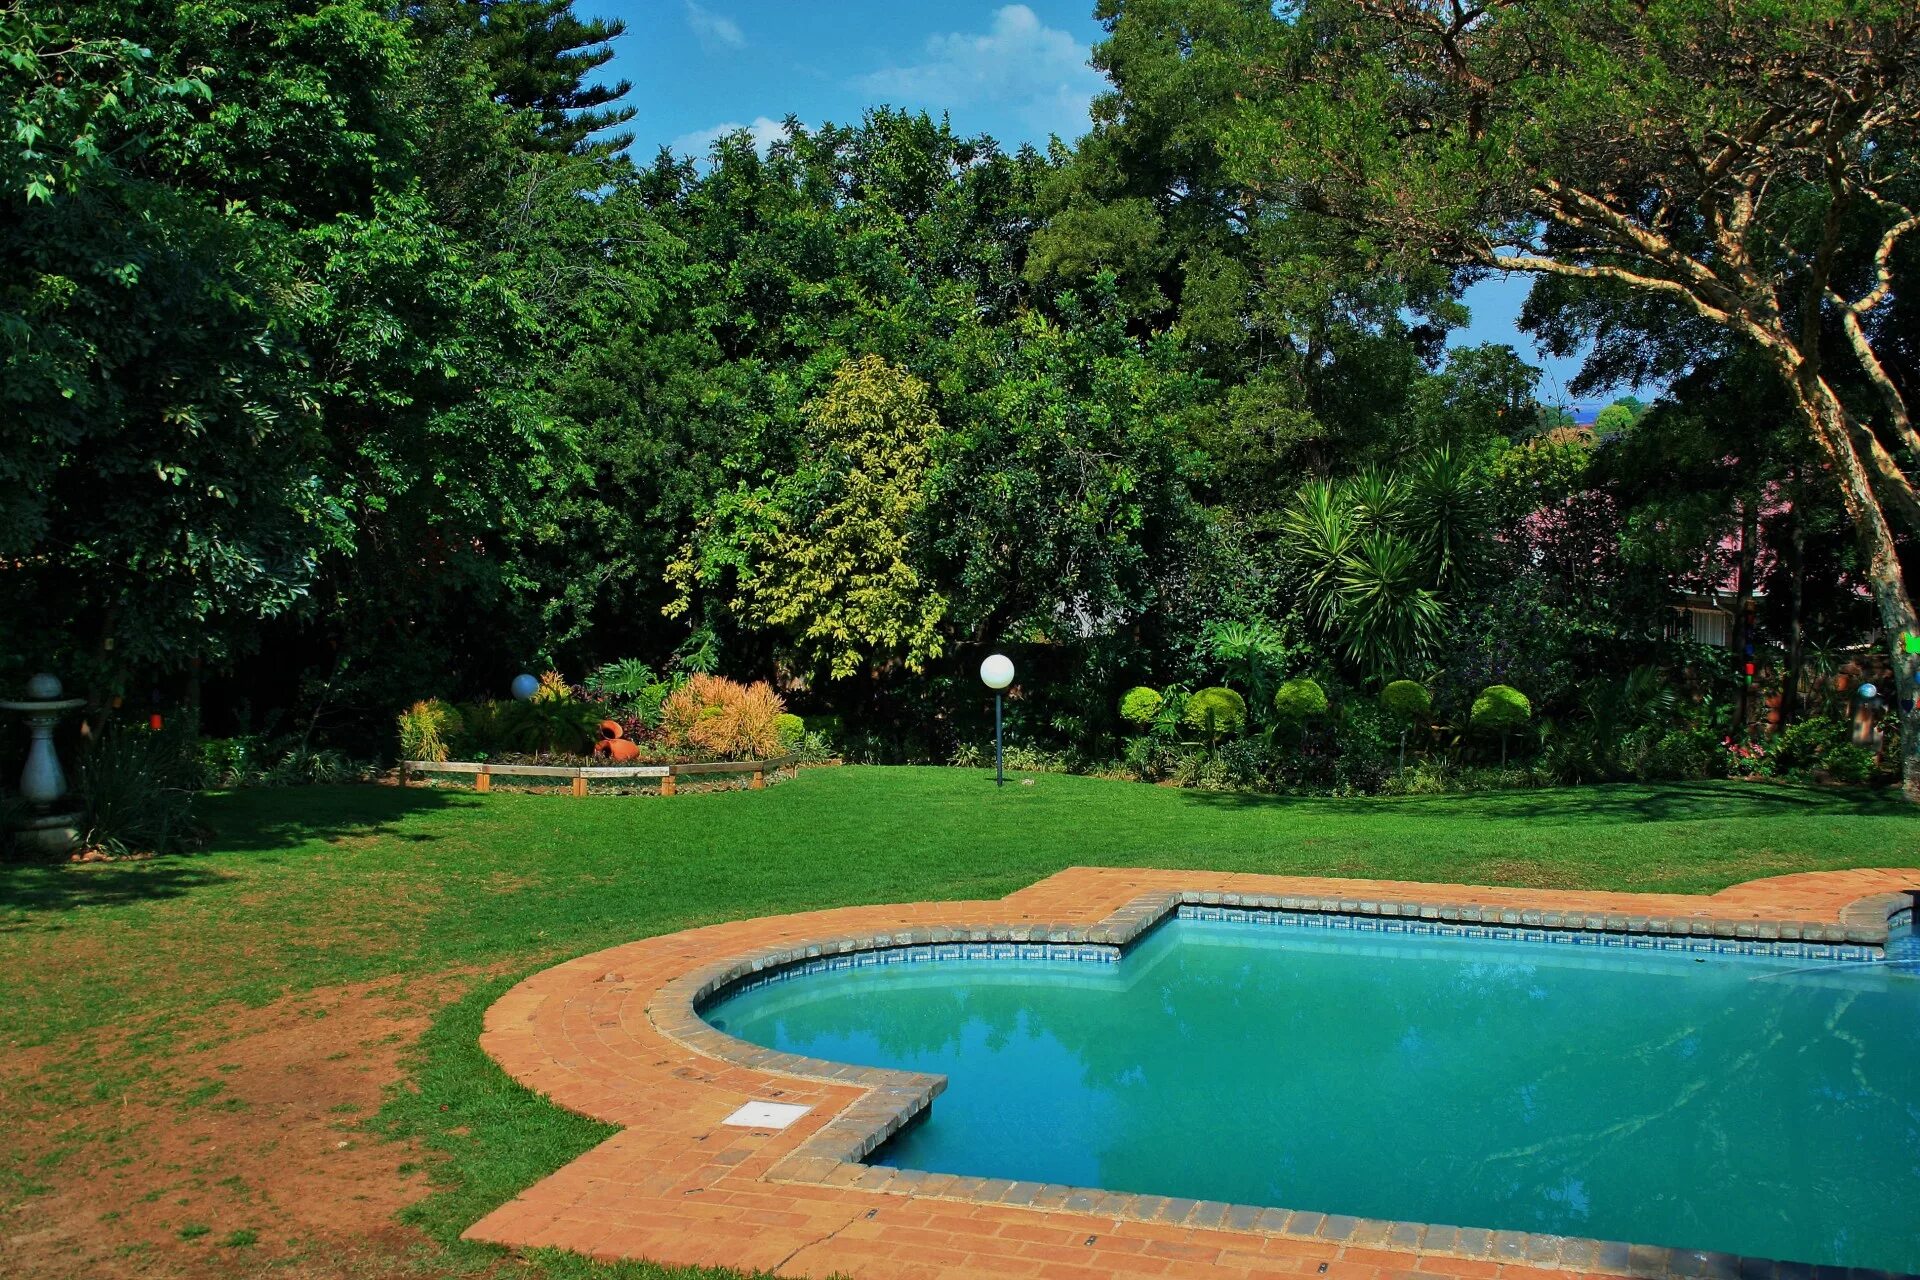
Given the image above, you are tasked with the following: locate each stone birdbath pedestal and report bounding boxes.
[2,673,86,856]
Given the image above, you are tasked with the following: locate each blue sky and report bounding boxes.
[579,0,1617,411]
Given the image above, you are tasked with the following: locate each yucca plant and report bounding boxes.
[501,700,600,758]
[1344,466,1406,532]
[1278,479,1356,632]
[1403,446,1490,588]
[77,729,197,856]
[1202,619,1292,713]
[1335,531,1444,680]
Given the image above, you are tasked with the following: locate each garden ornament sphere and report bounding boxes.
[1859,682,1879,701]
[511,672,540,701]
[25,673,62,700]
[980,654,1014,690]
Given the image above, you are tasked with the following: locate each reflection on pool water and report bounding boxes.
[705,917,1920,1272]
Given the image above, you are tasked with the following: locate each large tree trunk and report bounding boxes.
[1783,475,1806,730]
[1733,498,1757,733]
[1790,370,1920,802]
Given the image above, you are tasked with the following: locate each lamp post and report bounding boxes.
[979,654,1014,786]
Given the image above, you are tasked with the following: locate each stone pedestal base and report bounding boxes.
[14,811,82,856]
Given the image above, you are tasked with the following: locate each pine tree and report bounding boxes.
[448,0,634,153]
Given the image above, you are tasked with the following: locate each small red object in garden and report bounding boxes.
[598,719,623,740]
[594,737,641,762]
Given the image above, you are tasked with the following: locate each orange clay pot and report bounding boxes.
[594,737,641,762]
[598,719,624,740]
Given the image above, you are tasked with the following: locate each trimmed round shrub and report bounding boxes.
[1470,684,1532,733]
[1379,680,1432,723]
[1119,685,1165,727]
[775,713,806,751]
[1272,677,1329,723]
[1182,686,1248,736]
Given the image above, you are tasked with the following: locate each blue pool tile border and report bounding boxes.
[1174,903,1885,963]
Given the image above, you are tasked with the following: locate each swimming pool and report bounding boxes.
[705,911,1920,1273]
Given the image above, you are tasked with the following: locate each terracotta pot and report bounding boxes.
[598,719,624,740]
[594,738,641,762]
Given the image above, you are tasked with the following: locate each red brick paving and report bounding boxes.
[465,867,1918,1279]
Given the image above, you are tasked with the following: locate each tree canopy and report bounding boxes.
[5,0,1913,796]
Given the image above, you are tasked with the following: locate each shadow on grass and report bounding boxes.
[1173,779,1911,823]
[0,783,470,923]
[198,781,473,854]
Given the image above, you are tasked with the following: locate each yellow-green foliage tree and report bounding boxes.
[669,355,948,679]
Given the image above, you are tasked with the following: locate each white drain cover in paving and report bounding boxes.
[723,1100,811,1130]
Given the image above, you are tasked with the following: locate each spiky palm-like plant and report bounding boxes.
[1403,446,1490,588]
[1335,531,1444,680]
[1201,619,1291,712]
[1278,479,1355,632]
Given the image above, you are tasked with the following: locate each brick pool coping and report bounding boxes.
[468,867,1920,1280]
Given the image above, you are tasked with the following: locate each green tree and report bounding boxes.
[444,0,634,153]
[1,3,361,683]
[1472,685,1534,765]
[1593,400,1645,436]
[1220,0,1920,798]
[668,355,949,680]
[1380,679,1432,769]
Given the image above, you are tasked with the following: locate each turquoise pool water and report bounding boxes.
[705,917,1920,1271]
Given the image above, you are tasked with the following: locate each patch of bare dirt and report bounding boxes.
[1,970,485,1280]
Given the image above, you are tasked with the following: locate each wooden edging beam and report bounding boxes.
[399,755,797,797]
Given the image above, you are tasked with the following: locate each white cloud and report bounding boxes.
[684,1,744,51]
[856,4,1105,141]
[668,116,788,158]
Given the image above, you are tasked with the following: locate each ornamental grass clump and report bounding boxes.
[397,698,463,763]
[660,674,787,760]
[78,728,197,857]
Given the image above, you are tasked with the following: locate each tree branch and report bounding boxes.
[1847,210,1920,315]
[1534,179,1756,318]
[1830,290,1920,461]
[1479,245,1740,330]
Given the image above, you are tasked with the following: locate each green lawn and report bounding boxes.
[2,767,1914,1278]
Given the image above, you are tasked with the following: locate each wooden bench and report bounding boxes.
[399,756,797,796]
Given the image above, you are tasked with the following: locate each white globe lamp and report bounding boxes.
[980,654,1015,785]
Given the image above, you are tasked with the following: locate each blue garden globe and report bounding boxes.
[511,672,540,701]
